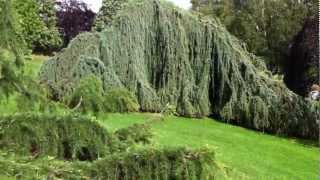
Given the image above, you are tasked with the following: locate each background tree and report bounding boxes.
[191,0,313,73]
[35,0,63,53]
[14,0,62,54]
[13,0,47,51]
[191,0,235,26]
[94,0,128,31]
[56,0,96,47]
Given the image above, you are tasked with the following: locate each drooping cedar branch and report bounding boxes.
[40,0,318,139]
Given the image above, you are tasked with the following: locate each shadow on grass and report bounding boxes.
[208,114,318,148]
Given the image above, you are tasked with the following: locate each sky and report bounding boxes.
[82,0,192,12]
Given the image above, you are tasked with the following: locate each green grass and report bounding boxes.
[100,113,319,179]
[25,54,48,78]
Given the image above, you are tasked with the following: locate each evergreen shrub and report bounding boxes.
[114,123,152,145]
[104,88,140,113]
[91,147,216,179]
[0,147,218,179]
[67,75,105,113]
[67,75,139,113]
[0,113,112,161]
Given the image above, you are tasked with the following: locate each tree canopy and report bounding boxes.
[94,0,128,31]
[191,0,315,73]
[14,0,62,53]
[56,0,96,47]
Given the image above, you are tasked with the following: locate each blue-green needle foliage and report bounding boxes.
[40,0,318,139]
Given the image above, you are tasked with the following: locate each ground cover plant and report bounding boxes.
[0,113,111,160]
[0,146,219,179]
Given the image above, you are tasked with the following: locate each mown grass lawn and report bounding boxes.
[100,113,319,179]
[25,54,47,78]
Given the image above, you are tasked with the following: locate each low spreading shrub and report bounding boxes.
[104,88,140,113]
[92,147,216,179]
[161,103,178,117]
[0,113,112,161]
[114,123,152,144]
[0,147,218,179]
[0,152,88,179]
[67,75,105,113]
[67,75,139,114]
[0,113,218,179]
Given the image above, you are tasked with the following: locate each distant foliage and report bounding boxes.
[35,0,62,53]
[14,0,62,53]
[13,0,46,50]
[56,0,96,47]
[94,0,128,31]
[191,0,315,73]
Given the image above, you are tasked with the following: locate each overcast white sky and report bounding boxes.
[82,0,192,12]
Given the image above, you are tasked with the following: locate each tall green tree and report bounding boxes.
[236,0,308,72]
[14,0,62,53]
[36,0,62,52]
[191,0,312,73]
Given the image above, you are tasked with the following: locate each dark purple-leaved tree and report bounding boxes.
[56,0,96,47]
